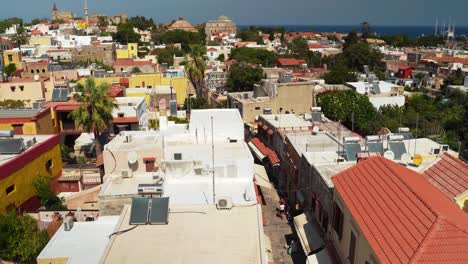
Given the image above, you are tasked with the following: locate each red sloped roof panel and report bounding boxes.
[423,153,468,200]
[332,156,468,264]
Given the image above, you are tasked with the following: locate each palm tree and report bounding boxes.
[69,78,117,165]
[183,44,207,98]
[11,25,30,52]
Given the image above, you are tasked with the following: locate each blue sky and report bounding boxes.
[2,0,467,26]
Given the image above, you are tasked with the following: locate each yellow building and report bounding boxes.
[0,134,62,213]
[28,35,52,46]
[0,78,48,106]
[86,74,192,105]
[116,43,138,59]
[2,50,22,69]
[0,108,56,135]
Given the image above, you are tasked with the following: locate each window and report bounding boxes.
[6,184,15,195]
[19,86,24,91]
[36,69,40,73]
[333,202,344,240]
[10,86,15,92]
[46,159,53,171]
[255,107,261,110]
[42,69,46,73]
[348,230,357,264]
[8,54,13,62]
[31,69,34,73]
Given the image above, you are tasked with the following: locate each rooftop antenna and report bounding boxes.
[414,114,419,155]
[211,116,216,205]
[435,19,438,36]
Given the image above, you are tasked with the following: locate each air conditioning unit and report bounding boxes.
[63,216,74,231]
[121,169,133,178]
[216,197,233,210]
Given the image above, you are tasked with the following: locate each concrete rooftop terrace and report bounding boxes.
[100,204,266,264]
[37,216,120,264]
[261,114,311,129]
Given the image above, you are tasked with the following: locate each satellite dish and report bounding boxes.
[312,126,320,133]
[383,150,395,160]
[34,75,40,81]
[127,151,138,164]
[401,153,411,165]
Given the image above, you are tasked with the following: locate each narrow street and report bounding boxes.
[257,167,306,264]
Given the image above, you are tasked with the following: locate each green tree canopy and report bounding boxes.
[183,97,208,110]
[317,90,377,135]
[227,63,264,92]
[69,78,117,163]
[131,67,142,73]
[229,47,276,67]
[32,176,67,210]
[183,45,207,97]
[321,63,357,84]
[151,45,184,66]
[0,99,28,109]
[0,211,49,263]
[113,23,140,44]
[4,63,17,77]
[128,16,155,31]
[152,29,204,52]
[342,42,384,72]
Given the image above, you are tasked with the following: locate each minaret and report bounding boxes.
[52,2,58,20]
[84,0,89,26]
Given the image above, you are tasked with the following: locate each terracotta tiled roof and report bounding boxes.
[276,58,306,66]
[423,153,468,200]
[113,117,139,124]
[250,137,280,165]
[207,47,217,52]
[332,156,468,264]
[26,61,49,67]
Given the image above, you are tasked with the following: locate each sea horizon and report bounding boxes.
[238,24,468,38]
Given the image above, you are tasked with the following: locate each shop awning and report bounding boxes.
[293,213,324,255]
[306,249,334,264]
[249,137,280,165]
[248,141,266,161]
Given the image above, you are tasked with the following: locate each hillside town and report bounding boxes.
[0,2,467,264]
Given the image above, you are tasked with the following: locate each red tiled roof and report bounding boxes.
[398,66,414,70]
[250,137,280,165]
[113,117,139,124]
[332,156,468,264]
[55,105,80,111]
[41,99,79,109]
[423,153,468,200]
[308,43,323,49]
[276,58,307,66]
[26,61,48,67]
[112,59,153,67]
[207,47,217,52]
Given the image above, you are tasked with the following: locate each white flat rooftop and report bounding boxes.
[261,114,311,128]
[37,216,120,264]
[101,205,265,264]
[286,132,342,157]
